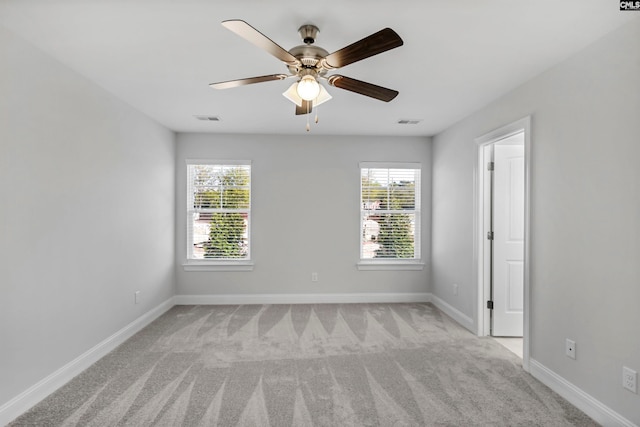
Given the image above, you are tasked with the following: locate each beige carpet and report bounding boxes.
[10,303,597,426]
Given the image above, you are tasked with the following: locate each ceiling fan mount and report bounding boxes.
[298,24,319,45]
[210,20,404,117]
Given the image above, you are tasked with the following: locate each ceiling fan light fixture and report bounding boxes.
[283,81,332,108]
[296,75,320,101]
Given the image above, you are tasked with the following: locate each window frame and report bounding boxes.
[183,159,253,272]
[358,162,424,271]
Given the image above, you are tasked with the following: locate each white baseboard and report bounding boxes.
[428,294,475,332]
[0,297,176,427]
[174,292,431,305]
[529,359,637,427]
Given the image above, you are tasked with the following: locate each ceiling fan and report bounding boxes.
[210,20,404,120]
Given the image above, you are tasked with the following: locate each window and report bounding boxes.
[360,163,422,269]
[186,161,251,269]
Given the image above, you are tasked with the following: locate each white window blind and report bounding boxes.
[360,164,421,260]
[187,162,251,260]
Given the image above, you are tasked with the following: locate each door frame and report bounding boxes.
[473,116,531,371]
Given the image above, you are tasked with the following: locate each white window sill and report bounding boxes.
[183,261,254,272]
[357,260,425,271]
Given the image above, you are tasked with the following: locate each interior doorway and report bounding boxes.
[475,117,531,369]
[487,136,525,336]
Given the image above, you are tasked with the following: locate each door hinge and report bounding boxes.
[487,161,495,171]
[487,300,494,310]
[487,231,494,240]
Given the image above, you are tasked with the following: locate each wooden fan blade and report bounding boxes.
[322,28,403,69]
[222,20,300,66]
[327,75,398,102]
[210,74,288,90]
[295,100,313,115]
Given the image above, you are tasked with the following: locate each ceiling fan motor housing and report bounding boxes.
[287,44,329,75]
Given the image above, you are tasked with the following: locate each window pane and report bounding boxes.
[362,213,415,259]
[191,212,249,260]
[190,165,250,209]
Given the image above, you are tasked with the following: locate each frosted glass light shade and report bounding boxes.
[314,85,332,107]
[296,75,320,101]
[282,82,303,106]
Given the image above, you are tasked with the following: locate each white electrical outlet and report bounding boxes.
[311,272,318,282]
[453,284,458,295]
[623,367,637,393]
[134,291,141,304]
[565,339,576,359]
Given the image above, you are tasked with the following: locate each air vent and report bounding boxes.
[194,115,221,121]
[397,119,422,125]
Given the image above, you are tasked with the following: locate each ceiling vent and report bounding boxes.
[194,115,221,121]
[397,119,422,125]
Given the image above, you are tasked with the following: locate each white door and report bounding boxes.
[492,140,524,337]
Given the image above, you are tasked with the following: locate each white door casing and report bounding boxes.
[492,140,525,337]
[474,116,530,370]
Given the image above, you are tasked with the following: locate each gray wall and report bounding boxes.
[0,28,176,406]
[176,134,431,297]
[431,20,640,421]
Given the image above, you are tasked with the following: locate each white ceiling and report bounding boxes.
[1,0,637,136]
